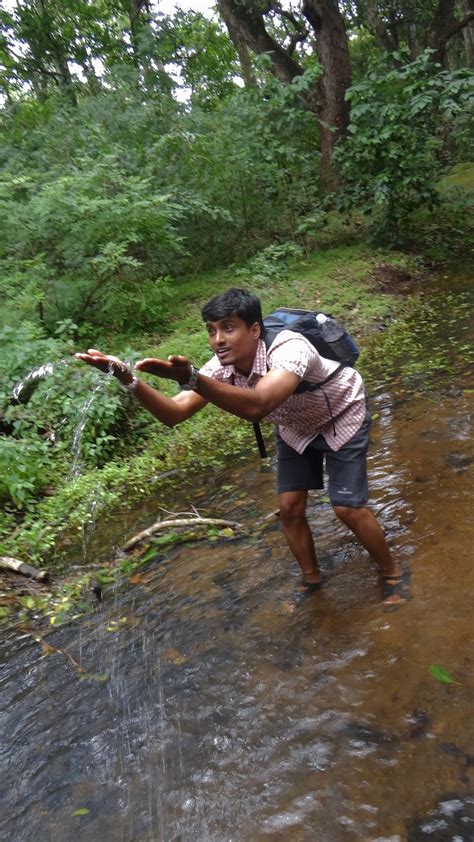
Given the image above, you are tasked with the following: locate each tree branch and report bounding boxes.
[123,516,244,551]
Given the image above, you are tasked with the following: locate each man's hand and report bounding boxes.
[136,355,192,386]
[74,349,133,385]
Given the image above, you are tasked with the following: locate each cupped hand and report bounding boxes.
[75,349,132,384]
[136,355,192,385]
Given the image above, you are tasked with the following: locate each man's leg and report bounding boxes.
[332,505,399,576]
[322,411,405,605]
[332,505,402,606]
[279,490,322,585]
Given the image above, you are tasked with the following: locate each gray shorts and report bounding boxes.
[276,411,371,507]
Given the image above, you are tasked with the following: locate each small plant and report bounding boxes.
[236,242,304,284]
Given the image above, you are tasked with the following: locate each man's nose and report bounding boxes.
[215,330,226,345]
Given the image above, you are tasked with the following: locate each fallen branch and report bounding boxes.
[123,516,244,551]
[0,556,49,582]
[34,633,87,674]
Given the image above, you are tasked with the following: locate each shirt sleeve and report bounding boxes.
[267,333,312,379]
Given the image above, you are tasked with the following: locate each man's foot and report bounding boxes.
[381,568,410,610]
[293,570,324,602]
[300,569,323,591]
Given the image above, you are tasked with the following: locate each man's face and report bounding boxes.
[206,314,261,374]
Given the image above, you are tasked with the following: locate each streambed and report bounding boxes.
[1,273,473,841]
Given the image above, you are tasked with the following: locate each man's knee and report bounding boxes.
[279,492,307,524]
[333,504,366,527]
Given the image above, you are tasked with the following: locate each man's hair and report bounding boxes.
[201,288,264,332]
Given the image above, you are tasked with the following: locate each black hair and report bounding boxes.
[201,288,264,332]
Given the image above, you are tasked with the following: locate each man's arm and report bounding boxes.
[75,349,207,426]
[128,379,207,426]
[136,355,301,422]
[195,368,300,420]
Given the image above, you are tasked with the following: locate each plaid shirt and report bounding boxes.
[199,331,366,453]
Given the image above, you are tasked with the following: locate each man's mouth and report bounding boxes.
[216,348,231,358]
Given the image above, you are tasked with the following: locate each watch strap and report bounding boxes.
[181,365,200,391]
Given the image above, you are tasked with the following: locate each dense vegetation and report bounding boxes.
[0,0,473,582]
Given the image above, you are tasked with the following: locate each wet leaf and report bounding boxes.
[19,595,36,610]
[429,664,460,685]
[129,573,144,584]
[79,672,110,683]
[138,546,160,563]
[219,527,235,538]
[39,640,56,656]
[107,622,119,632]
[71,808,90,817]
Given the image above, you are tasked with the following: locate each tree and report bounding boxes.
[217,0,352,189]
[335,52,473,243]
[344,1,474,68]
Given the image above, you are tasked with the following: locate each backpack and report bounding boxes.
[253,308,360,458]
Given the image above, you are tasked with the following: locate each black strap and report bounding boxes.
[294,363,346,393]
[253,422,267,459]
[252,363,347,456]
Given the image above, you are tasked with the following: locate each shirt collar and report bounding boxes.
[219,338,267,383]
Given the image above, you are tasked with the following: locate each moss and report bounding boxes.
[438,162,474,193]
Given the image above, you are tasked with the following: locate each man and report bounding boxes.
[76,287,404,606]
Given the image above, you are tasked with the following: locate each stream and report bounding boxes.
[1,273,473,841]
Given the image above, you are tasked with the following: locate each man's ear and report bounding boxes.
[250,322,261,339]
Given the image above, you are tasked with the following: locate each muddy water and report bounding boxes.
[1,278,473,841]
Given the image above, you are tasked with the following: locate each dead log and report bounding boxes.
[0,556,49,582]
[123,516,243,552]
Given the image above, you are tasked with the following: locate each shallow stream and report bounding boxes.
[1,273,473,841]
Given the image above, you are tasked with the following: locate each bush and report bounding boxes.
[335,52,474,246]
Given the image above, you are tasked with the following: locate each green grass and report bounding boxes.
[438,162,474,193]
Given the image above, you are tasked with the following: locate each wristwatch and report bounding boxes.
[181,365,200,391]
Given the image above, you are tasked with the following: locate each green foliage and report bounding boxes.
[0,320,131,511]
[0,154,186,330]
[336,53,474,245]
[235,242,304,284]
[157,10,240,108]
[0,67,321,326]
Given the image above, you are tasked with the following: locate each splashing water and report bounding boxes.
[70,367,118,478]
[12,358,73,400]
[13,355,124,479]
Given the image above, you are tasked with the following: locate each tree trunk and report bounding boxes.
[461,0,474,66]
[217,0,351,190]
[218,3,257,88]
[302,0,352,190]
[407,23,420,60]
[363,0,398,54]
[428,0,457,66]
[217,0,303,85]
